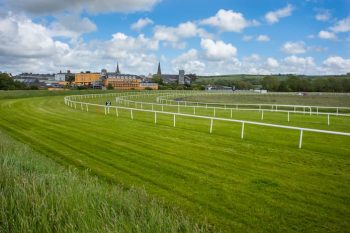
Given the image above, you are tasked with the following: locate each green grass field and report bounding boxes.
[0,130,208,233]
[1,91,350,232]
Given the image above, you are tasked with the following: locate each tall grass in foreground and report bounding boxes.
[0,131,212,233]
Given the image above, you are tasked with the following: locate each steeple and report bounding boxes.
[116,62,121,74]
[157,61,162,76]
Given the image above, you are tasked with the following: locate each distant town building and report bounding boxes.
[179,70,185,85]
[75,72,100,86]
[156,63,193,85]
[13,73,55,87]
[74,63,158,90]
[157,62,162,76]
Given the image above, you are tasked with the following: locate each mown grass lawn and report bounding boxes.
[0,92,349,232]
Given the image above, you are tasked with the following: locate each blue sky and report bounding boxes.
[0,0,349,75]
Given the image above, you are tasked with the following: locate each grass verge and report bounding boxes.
[0,130,211,233]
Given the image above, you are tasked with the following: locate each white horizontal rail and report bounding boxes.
[64,93,350,149]
[116,93,350,117]
[157,93,350,111]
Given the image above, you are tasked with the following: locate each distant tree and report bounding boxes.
[107,83,114,90]
[262,76,280,91]
[66,75,75,85]
[152,74,163,85]
[0,73,26,90]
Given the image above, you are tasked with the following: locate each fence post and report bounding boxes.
[193,106,196,115]
[178,105,180,113]
[230,108,233,118]
[154,112,157,124]
[209,118,213,134]
[162,105,164,112]
[214,107,216,117]
[108,106,110,114]
[299,130,303,149]
[131,109,133,120]
[152,104,154,111]
[241,122,245,139]
[86,104,88,112]
[261,110,264,120]
[317,106,319,115]
[337,107,339,116]
[327,114,330,126]
[116,107,119,117]
[104,107,107,115]
[288,111,290,122]
[173,114,176,127]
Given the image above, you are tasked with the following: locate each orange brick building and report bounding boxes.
[75,73,100,86]
[104,77,158,90]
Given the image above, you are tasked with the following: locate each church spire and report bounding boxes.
[157,61,161,76]
[116,62,121,74]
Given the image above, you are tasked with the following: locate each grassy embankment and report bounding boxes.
[0,131,210,233]
[0,91,349,232]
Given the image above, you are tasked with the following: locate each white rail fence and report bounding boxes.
[64,92,350,149]
[157,92,350,114]
[115,92,350,126]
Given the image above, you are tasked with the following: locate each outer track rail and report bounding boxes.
[64,91,350,149]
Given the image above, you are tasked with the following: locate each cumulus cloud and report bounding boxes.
[284,56,315,66]
[0,13,159,74]
[323,56,350,72]
[256,35,270,42]
[49,14,97,39]
[318,30,336,40]
[4,0,161,14]
[243,54,261,62]
[266,57,279,68]
[200,38,237,60]
[201,9,258,32]
[0,14,61,58]
[281,41,306,54]
[153,21,211,48]
[265,4,293,24]
[131,17,153,31]
[171,49,206,73]
[331,16,350,33]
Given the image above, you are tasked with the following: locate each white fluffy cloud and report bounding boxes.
[200,38,237,60]
[331,16,350,33]
[153,21,211,48]
[131,17,153,31]
[281,41,306,54]
[0,13,159,74]
[5,0,160,14]
[323,56,350,72]
[266,57,279,68]
[201,9,258,32]
[256,35,270,42]
[49,14,97,39]
[284,56,315,66]
[318,30,336,40]
[265,4,293,24]
[0,14,61,58]
[171,49,205,74]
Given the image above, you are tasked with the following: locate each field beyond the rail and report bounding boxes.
[1,91,350,233]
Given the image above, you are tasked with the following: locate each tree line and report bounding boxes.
[0,73,29,90]
[261,76,350,92]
